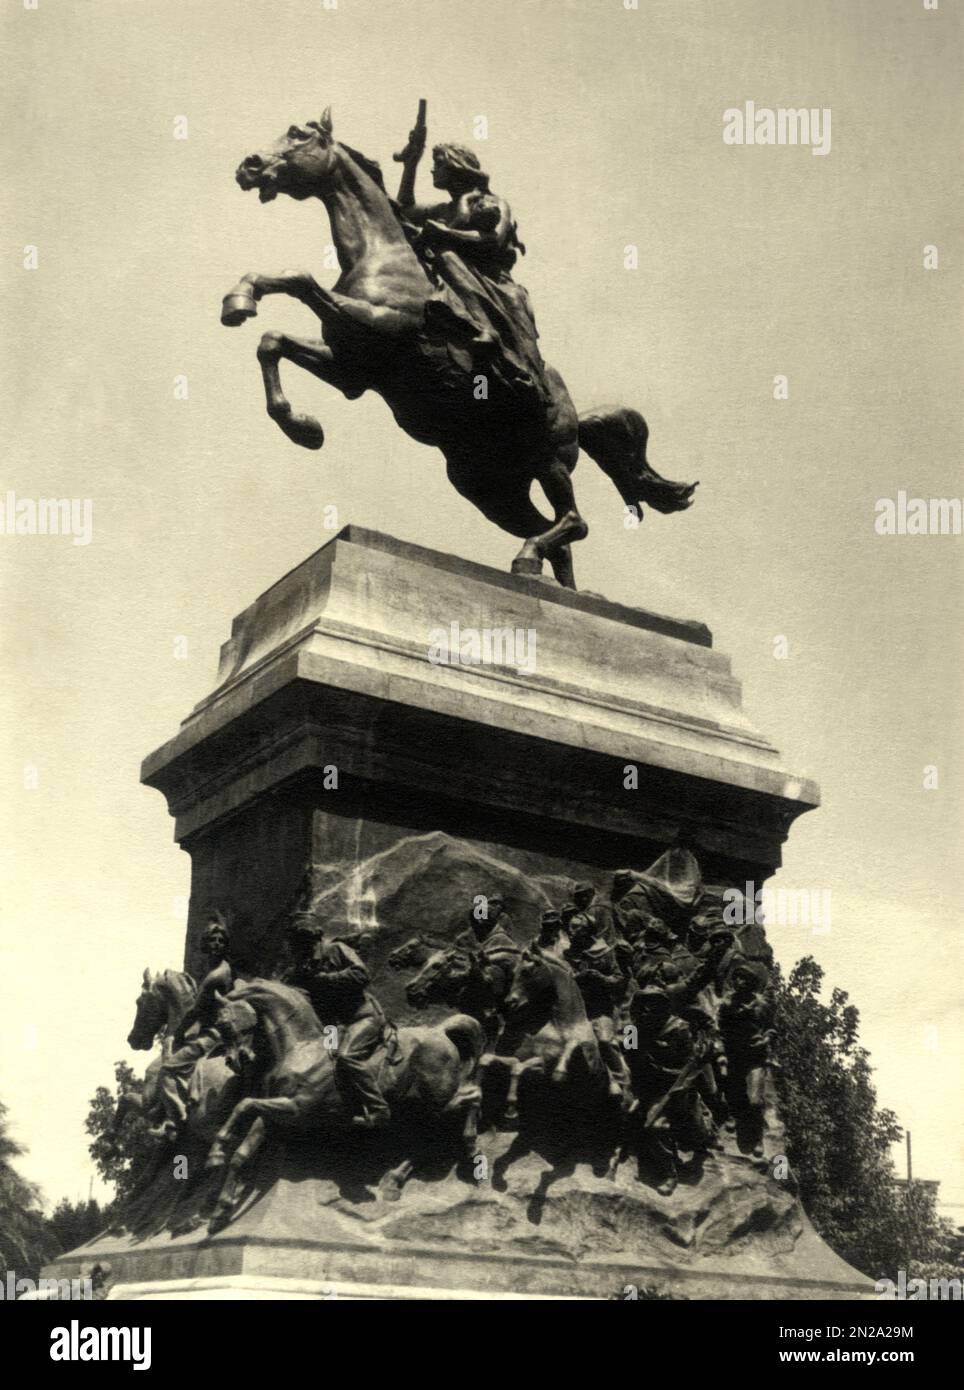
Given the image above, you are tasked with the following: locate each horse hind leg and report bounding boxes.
[445,460,580,588]
[511,453,587,590]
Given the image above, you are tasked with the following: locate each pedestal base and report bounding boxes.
[47,1146,873,1301]
[44,528,869,1301]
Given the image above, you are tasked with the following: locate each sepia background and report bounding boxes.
[2,0,962,1218]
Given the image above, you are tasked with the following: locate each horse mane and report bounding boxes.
[338,142,386,192]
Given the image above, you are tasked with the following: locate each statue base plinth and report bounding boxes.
[139,525,820,981]
[45,1146,872,1301]
[46,527,871,1300]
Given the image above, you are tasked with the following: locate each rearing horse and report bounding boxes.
[222,109,696,588]
[204,979,484,1229]
[121,967,252,1147]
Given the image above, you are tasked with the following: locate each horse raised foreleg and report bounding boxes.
[553,1036,584,1084]
[221,269,330,326]
[256,332,328,449]
[222,269,421,338]
[208,1115,267,1233]
[504,1056,544,1124]
[257,330,372,451]
[442,1081,483,1170]
[205,1097,253,1171]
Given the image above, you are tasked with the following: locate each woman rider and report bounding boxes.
[396,136,548,409]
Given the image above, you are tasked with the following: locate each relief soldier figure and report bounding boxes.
[281,911,392,1129]
[565,913,632,1102]
[454,893,519,996]
[567,881,620,953]
[628,984,716,1195]
[149,914,235,1142]
[718,959,775,1157]
[532,907,569,957]
[610,869,649,947]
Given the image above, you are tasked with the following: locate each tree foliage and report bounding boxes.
[0,1100,57,1281]
[85,1060,154,1206]
[773,957,956,1281]
[45,1197,109,1256]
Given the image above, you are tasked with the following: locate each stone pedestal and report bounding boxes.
[47,528,873,1300]
[141,526,818,981]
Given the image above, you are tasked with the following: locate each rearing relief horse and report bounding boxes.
[123,967,251,1147]
[222,108,696,588]
[204,979,484,1229]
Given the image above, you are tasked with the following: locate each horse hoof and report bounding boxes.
[221,293,257,326]
[511,555,543,577]
[280,413,325,450]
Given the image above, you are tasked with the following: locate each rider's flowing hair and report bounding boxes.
[433,143,490,191]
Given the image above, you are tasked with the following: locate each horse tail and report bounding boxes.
[577,407,697,519]
[442,1013,486,1078]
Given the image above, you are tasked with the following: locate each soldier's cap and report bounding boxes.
[540,910,563,929]
[485,894,504,908]
[580,939,613,961]
[691,899,727,934]
[559,902,577,920]
[643,917,673,940]
[287,910,324,939]
[573,880,594,896]
[732,959,769,988]
[708,925,736,944]
[613,869,636,883]
[635,984,671,1003]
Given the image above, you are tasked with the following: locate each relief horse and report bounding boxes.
[123,967,250,1147]
[393,935,515,1046]
[222,109,696,589]
[489,945,616,1195]
[399,939,541,1126]
[204,979,484,1230]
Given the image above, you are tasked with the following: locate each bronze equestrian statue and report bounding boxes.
[221,104,696,588]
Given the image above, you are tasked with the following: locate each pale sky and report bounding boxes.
[2,0,961,1215]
